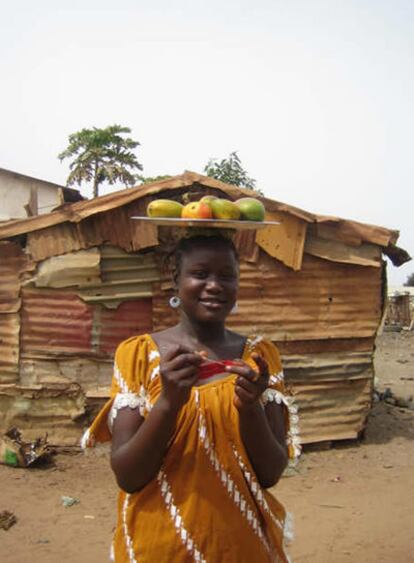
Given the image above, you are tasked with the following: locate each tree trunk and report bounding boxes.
[93,161,99,198]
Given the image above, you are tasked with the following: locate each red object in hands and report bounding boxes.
[198,360,237,380]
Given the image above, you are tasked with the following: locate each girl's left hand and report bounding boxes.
[227,353,269,411]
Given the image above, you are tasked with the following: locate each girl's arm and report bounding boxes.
[238,401,288,488]
[229,354,288,488]
[110,345,201,493]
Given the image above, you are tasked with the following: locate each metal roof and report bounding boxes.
[0,170,401,250]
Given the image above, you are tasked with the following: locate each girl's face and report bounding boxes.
[176,243,239,324]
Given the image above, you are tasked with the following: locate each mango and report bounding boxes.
[235,198,265,221]
[200,195,218,209]
[210,199,241,220]
[182,201,213,219]
[147,199,183,218]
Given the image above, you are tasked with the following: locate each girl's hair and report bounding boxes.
[174,235,239,276]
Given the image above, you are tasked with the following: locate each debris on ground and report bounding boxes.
[373,388,414,410]
[0,427,53,468]
[0,510,17,531]
[61,496,80,507]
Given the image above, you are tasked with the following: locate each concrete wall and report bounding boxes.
[0,168,64,220]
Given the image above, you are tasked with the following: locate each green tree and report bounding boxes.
[404,273,414,287]
[204,151,259,192]
[58,125,143,198]
[139,174,172,185]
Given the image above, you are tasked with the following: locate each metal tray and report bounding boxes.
[131,216,279,230]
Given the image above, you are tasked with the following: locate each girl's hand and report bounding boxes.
[228,353,269,411]
[159,345,202,412]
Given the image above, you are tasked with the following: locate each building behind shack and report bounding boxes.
[386,286,414,330]
[0,172,410,445]
[0,167,83,220]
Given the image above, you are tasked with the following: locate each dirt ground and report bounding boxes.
[1,331,413,563]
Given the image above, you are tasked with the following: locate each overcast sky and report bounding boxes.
[1,0,413,284]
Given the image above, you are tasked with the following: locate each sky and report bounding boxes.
[1,0,413,285]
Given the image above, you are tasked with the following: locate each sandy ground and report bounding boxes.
[1,331,413,563]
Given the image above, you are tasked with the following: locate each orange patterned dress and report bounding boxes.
[82,334,301,563]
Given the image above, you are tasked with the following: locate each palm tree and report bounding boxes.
[58,125,143,198]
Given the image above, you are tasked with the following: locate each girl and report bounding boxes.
[82,234,300,562]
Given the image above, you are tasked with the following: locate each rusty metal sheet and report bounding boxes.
[305,235,382,267]
[21,288,93,356]
[0,241,28,313]
[282,349,374,444]
[88,207,139,253]
[26,203,159,262]
[290,377,372,443]
[233,230,259,263]
[78,245,160,306]
[91,200,158,253]
[0,242,31,383]
[27,222,95,262]
[383,243,411,267]
[152,253,382,341]
[0,383,86,445]
[314,217,399,247]
[19,357,112,391]
[128,197,159,252]
[275,337,375,355]
[152,280,180,333]
[99,299,153,355]
[256,210,307,270]
[0,313,20,383]
[20,282,154,361]
[226,253,382,340]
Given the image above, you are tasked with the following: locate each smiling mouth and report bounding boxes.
[199,299,227,309]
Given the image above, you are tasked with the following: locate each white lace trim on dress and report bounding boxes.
[194,392,272,556]
[269,370,284,385]
[113,361,131,394]
[283,512,294,545]
[233,446,283,531]
[157,469,207,562]
[122,494,138,563]
[107,389,152,431]
[246,335,263,350]
[149,349,160,362]
[261,388,301,460]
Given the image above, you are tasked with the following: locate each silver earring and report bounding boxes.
[169,296,181,309]
[231,302,238,314]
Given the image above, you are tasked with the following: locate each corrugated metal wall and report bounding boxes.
[99,300,153,355]
[15,247,155,395]
[226,253,382,340]
[231,252,381,443]
[0,208,387,445]
[152,252,382,341]
[0,242,30,383]
[21,289,94,356]
[20,290,154,360]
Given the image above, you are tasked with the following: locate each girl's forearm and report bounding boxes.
[111,397,180,493]
[239,403,288,488]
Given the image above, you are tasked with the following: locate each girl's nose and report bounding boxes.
[205,276,222,291]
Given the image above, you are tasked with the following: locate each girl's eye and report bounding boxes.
[192,270,208,279]
[220,271,237,281]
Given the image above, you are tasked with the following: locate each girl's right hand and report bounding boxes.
[159,345,202,412]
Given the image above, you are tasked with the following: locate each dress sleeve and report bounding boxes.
[81,334,159,448]
[248,337,301,463]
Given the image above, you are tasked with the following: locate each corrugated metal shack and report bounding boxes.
[0,171,410,445]
[386,287,414,329]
